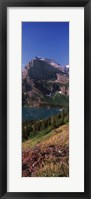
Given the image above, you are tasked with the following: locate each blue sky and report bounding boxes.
[22,22,69,68]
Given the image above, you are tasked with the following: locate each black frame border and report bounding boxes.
[0,0,91,198]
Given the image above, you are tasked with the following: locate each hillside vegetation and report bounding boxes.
[22,108,69,141]
[22,123,69,177]
[22,57,69,177]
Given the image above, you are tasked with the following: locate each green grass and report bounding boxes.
[23,126,53,149]
[22,123,69,150]
[53,93,69,106]
[22,108,69,142]
[43,93,69,107]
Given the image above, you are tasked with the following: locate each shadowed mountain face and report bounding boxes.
[22,57,69,107]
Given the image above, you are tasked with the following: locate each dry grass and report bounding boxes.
[32,161,69,177]
[22,123,69,151]
[22,123,69,177]
[40,124,69,149]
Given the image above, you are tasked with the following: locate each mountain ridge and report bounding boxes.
[22,57,69,107]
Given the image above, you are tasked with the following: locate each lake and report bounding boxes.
[22,107,61,122]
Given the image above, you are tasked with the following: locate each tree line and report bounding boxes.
[22,108,69,141]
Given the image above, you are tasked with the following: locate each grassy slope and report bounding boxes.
[53,93,69,106]
[22,123,69,150]
[43,93,69,107]
[22,123,69,177]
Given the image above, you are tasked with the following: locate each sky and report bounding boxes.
[22,22,69,68]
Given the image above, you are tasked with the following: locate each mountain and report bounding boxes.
[22,57,69,107]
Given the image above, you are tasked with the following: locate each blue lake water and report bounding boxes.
[22,107,61,122]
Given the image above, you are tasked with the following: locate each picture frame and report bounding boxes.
[0,0,91,198]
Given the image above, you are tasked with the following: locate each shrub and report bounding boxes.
[64,115,69,124]
[34,162,69,177]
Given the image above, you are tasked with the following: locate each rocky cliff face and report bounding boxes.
[22,57,69,107]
